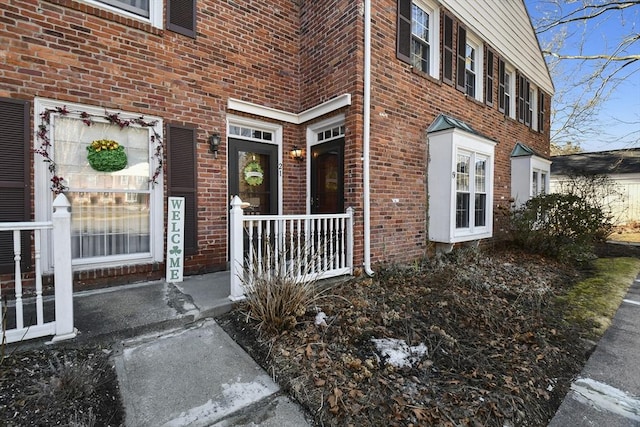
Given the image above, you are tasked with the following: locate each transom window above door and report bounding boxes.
[316,125,345,142]
[229,125,274,142]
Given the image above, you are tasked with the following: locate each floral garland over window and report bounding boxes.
[35,106,164,194]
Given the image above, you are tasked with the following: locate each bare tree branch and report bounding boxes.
[537,1,640,33]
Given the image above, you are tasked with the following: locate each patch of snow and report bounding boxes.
[571,377,640,422]
[162,377,275,426]
[315,312,328,327]
[371,337,428,368]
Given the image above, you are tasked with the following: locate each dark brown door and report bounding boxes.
[228,139,278,215]
[311,139,344,214]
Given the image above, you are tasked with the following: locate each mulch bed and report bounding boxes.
[0,346,123,426]
[218,248,593,426]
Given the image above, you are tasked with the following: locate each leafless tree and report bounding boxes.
[531,1,639,152]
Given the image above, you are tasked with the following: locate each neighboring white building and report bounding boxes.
[550,149,640,226]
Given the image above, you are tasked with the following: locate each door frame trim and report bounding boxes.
[226,115,283,215]
[305,114,345,214]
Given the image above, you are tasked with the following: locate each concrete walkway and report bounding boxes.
[549,274,640,427]
[71,272,313,426]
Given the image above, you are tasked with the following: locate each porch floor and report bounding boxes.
[5,270,233,346]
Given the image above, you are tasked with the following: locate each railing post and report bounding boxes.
[50,194,77,342]
[346,207,354,274]
[229,196,246,301]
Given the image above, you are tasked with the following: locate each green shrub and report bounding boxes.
[510,193,612,262]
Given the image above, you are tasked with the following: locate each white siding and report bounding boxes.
[440,0,554,95]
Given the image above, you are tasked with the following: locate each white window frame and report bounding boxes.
[80,0,162,28]
[411,0,440,80]
[529,84,539,131]
[226,115,284,215]
[465,32,484,102]
[34,98,164,273]
[504,63,516,119]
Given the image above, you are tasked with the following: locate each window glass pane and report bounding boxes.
[475,194,486,227]
[475,159,486,193]
[412,5,429,41]
[456,193,470,228]
[456,154,470,191]
[532,171,538,195]
[541,173,547,194]
[67,192,150,258]
[411,4,430,73]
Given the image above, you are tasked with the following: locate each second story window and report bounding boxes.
[411,4,431,73]
[499,59,516,119]
[457,27,483,101]
[397,0,440,80]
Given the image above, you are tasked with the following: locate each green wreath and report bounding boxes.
[243,160,264,186]
[87,139,127,172]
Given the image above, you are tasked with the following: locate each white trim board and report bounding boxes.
[227,94,352,125]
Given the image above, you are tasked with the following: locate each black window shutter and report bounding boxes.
[517,73,525,123]
[538,92,546,132]
[456,25,467,92]
[498,59,506,113]
[524,79,531,126]
[167,124,198,256]
[442,14,454,84]
[485,49,494,106]
[0,98,31,274]
[167,0,196,38]
[397,0,412,63]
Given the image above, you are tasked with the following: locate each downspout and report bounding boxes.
[363,0,375,276]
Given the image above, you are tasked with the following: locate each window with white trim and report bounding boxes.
[499,59,516,119]
[532,169,547,196]
[397,0,440,79]
[34,99,164,271]
[82,0,163,27]
[463,33,483,101]
[456,151,488,230]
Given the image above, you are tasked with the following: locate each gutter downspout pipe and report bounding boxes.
[363,0,375,276]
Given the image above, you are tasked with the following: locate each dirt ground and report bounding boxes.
[218,248,597,427]
[1,244,637,426]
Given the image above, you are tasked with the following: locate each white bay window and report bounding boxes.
[428,114,496,244]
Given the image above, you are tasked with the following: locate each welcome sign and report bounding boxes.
[166,196,185,283]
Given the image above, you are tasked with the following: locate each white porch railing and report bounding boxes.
[229,196,354,301]
[0,194,76,344]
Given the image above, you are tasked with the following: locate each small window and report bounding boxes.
[499,59,516,118]
[456,28,483,101]
[397,0,440,79]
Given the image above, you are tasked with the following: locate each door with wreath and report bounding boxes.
[228,139,278,215]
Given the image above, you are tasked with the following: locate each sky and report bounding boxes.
[525,0,639,153]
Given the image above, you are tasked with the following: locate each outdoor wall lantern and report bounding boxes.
[208,133,221,158]
[291,145,304,162]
